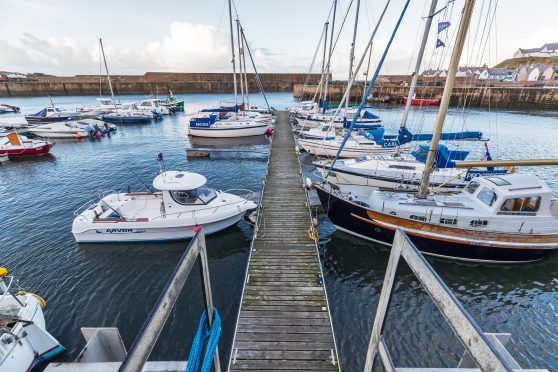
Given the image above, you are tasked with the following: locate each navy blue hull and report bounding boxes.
[314,185,558,263]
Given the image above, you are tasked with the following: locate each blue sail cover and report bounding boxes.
[362,111,380,120]
[189,114,218,128]
[364,127,483,148]
[30,108,48,117]
[412,145,468,168]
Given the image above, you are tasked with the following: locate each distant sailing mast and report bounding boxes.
[227,0,238,109]
[417,0,476,198]
[99,38,119,114]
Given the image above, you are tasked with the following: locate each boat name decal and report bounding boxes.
[95,228,146,234]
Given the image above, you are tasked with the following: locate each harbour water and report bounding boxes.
[0,93,557,370]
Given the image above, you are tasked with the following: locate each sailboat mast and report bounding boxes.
[240,27,250,109]
[346,0,361,115]
[323,0,337,106]
[318,22,329,103]
[236,19,245,110]
[228,0,238,107]
[417,0,476,198]
[99,38,118,113]
[400,0,438,129]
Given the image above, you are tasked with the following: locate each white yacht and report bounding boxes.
[137,99,170,115]
[28,121,95,139]
[298,135,410,158]
[0,268,64,370]
[188,113,272,138]
[72,171,257,242]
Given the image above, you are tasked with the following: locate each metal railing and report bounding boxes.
[118,228,220,372]
[364,228,548,372]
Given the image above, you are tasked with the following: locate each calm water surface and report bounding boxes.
[0,93,556,370]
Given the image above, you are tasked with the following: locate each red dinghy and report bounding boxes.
[0,132,52,157]
[403,96,440,106]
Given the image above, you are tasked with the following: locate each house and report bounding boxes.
[487,68,516,81]
[541,66,558,80]
[513,42,558,58]
[527,67,541,81]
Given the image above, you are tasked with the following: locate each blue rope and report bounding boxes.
[186,307,221,372]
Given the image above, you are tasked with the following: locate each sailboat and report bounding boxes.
[313,0,505,191]
[312,0,558,263]
[187,1,272,138]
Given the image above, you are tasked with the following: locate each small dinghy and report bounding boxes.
[0,132,52,157]
[0,268,64,371]
[72,170,258,242]
[0,104,20,113]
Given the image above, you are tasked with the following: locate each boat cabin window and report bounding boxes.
[465,181,480,194]
[389,165,416,170]
[477,187,498,206]
[321,125,332,132]
[500,196,541,212]
[170,187,216,205]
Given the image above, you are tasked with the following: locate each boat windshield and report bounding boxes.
[170,187,217,205]
[477,187,498,206]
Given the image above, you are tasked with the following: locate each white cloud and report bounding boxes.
[0,21,297,75]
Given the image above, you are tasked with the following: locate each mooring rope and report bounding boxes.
[185,307,221,372]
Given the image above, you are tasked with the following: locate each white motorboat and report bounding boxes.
[0,268,64,371]
[28,121,96,139]
[314,147,508,192]
[298,135,410,158]
[137,99,170,115]
[289,100,319,116]
[72,171,258,242]
[96,98,122,112]
[297,122,336,140]
[188,113,271,138]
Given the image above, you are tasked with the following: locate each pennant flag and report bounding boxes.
[436,39,445,48]
[438,21,451,33]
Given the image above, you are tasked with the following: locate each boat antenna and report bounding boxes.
[47,94,55,108]
[127,166,154,193]
[417,0,476,198]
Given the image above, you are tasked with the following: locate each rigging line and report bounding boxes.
[300,25,328,99]
[326,0,411,178]
[241,26,270,110]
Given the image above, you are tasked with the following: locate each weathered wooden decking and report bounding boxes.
[229,111,339,371]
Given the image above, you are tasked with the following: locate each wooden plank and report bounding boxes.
[231,112,338,371]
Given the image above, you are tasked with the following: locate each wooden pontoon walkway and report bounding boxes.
[229,112,339,371]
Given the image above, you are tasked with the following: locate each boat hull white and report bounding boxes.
[72,213,245,243]
[298,138,410,158]
[188,123,270,138]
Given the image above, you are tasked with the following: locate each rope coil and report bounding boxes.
[186,307,221,372]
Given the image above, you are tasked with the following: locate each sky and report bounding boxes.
[0,0,557,79]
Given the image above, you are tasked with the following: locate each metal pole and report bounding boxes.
[236,19,245,111]
[417,0,476,198]
[118,230,220,372]
[400,0,439,129]
[240,26,250,109]
[345,0,361,116]
[317,22,330,104]
[99,38,118,114]
[242,28,270,111]
[454,158,558,168]
[228,0,238,107]
[323,0,338,106]
[198,232,221,372]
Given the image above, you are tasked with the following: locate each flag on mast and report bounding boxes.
[436,39,445,48]
[438,21,451,33]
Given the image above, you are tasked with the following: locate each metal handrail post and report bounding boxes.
[199,232,221,372]
[118,229,220,372]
